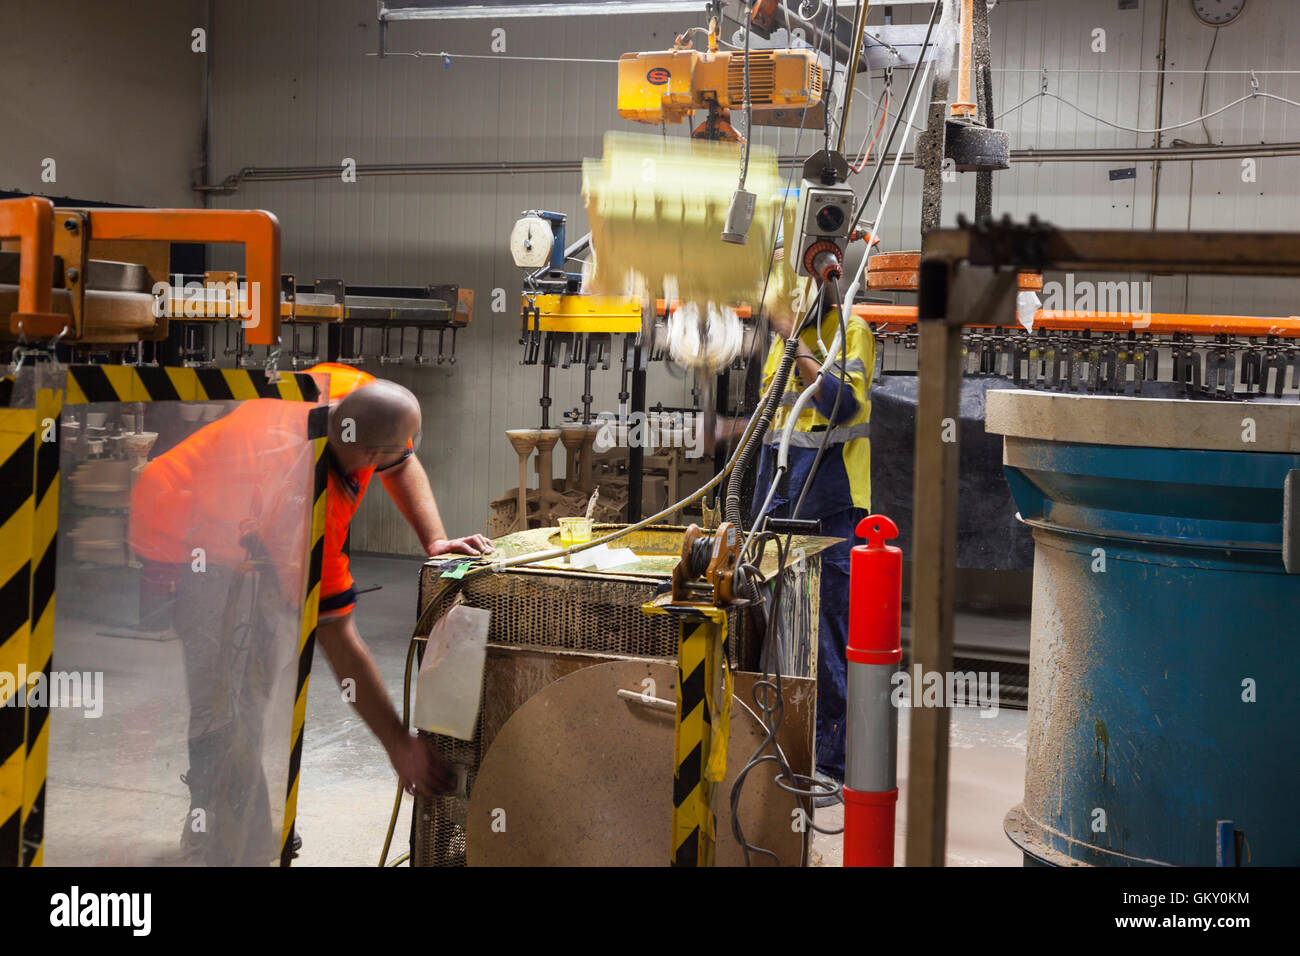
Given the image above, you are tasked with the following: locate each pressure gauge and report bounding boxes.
[510,214,554,269]
[1191,0,1247,26]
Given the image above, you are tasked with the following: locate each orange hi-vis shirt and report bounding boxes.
[129,398,317,599]
[130,362,405,622]
[310,362,385,621]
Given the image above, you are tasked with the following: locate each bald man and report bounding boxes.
[130,362,491,864]
[308,364,492,803]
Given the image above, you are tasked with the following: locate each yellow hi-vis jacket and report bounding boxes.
[753,306,875,518]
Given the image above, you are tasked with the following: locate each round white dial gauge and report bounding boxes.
[510,215,554,269]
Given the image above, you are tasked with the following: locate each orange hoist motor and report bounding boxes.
[617,46,823,128]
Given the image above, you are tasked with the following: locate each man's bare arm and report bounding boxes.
[315,613,453,796]
[379,456,493,556]
[378,456,444,551]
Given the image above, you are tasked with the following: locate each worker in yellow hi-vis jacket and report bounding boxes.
[754,283,874,793]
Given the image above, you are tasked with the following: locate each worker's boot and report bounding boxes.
[178,772,202,863]
[178,765,233,866]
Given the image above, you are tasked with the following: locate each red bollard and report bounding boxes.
[843,514,902,867]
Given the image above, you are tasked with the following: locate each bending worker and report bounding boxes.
[131,361,491,864]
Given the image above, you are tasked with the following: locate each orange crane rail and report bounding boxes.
[852,302,1300,338]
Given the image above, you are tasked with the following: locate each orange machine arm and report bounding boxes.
[852,302,1300,338]
[1,196,60,335]
[81,208,282,347]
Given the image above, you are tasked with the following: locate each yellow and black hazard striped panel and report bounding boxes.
[0,389,57,868]
[662,607,731,868]
[64,365,321,405]
[0,407,36,867]
[281,404,329,866]
[5,364,324,866]
[21,388,59,867]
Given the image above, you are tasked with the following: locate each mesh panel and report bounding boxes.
[465,569,751,661]
[413,734,478,868]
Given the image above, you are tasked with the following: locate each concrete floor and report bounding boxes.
[294,555,421,867]
[41,553,1028,866]
[809,706,1027,867]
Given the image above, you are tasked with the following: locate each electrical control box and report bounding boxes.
[792,180,855,278]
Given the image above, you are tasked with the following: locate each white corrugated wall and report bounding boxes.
[0,0,205,205]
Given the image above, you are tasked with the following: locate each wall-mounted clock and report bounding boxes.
[1191,0,1247,26]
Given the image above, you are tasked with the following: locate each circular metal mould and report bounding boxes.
[945,120,1011,173]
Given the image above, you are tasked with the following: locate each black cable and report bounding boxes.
[732,191,873,865]
[688,534,715,578]
[786,0,943,516]
[724,288,823,529]
[717,0,837,518]
[742,0,834,367]
[739,295,830,556]
[730,531,789,864]
[729,529,843,866]
[758,531,842,836]
[731,0,938,529]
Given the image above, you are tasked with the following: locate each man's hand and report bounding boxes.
[769,310,795,341]
[316,613,455,799]
[388,732,456,797]
[428,534,494,557]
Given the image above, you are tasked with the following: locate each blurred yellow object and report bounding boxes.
[761,197,814,326]
[617,48,823,127]
[582,132,782,305]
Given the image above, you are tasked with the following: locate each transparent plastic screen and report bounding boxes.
[44,394,319,866]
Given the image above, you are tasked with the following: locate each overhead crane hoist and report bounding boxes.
[506,3,873,529]
[616,23,824,141]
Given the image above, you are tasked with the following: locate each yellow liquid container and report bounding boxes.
[559,516,593,550]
